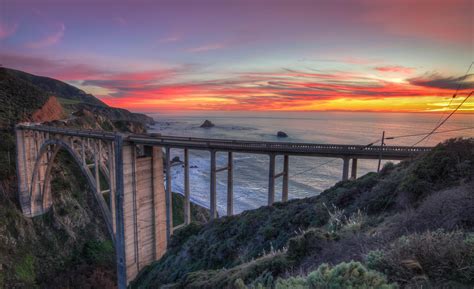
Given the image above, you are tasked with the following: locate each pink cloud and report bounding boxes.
[0,22,18,39]
[374,65,415,74]
[26,23,65,48]
[186,43,226,53]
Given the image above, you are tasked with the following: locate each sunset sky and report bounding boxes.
[1,0,473,112]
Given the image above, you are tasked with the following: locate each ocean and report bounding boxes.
[147,111,473,215]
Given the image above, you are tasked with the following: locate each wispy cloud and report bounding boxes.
[374,65,414,74]
[186,43,226,53]
[26,23,65,48]
[0,21,18,39]
[409,73,474,90]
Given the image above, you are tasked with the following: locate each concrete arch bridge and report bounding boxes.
[15,123,432,288]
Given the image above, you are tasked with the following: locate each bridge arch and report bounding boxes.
[16,124,169,288]
[28,138,115,239]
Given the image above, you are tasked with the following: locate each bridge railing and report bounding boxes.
[18,124,433,156]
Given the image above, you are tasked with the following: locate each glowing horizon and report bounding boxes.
[1,0,473,113]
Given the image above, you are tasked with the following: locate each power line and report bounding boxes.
[434,62,473,126]
[422,62,473,145]
[386,126,474,140]
[411,90,473,147]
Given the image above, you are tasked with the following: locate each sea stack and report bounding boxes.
[200,120,215,128]
[277,131,288,138]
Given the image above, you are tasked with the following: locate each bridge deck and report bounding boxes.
[18,124,432,160]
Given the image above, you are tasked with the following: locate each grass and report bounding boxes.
[274,262,396,289]
[14,254,36,285]
[57,97,82,105]
[366,230,474,288]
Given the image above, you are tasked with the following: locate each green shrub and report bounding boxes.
[287,228,336,261]
[366,230,474,286]
[399,138,474,203]
[14,254,36,285]
[169,221,204,250]
[365,250,385,270]
[82,240,115,266]
[380,162,396,175]
[307,262,396,289]
[274,261,396,289]
[275,276,307,289]
[180,253,290,289]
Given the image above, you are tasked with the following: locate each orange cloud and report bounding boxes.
[375,65,414,74]
[98,68,472,113]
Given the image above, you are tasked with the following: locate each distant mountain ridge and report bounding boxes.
[0,67,154,128]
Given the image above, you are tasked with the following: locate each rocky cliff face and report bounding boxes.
[31,96,65,123]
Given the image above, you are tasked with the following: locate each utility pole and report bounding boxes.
[377,131,385,173]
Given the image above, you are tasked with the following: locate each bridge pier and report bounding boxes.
[351,158,358,179]
[165,147,173,240]
[120,143,167,285]
[282,155,289,202]
[268,153,276,205]
[342,157,350,181]
[227,152,234,216]
[184,148,191,225]
[210,150,217,219]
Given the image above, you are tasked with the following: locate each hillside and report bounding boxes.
[132,138,474,289]
[4,68,107,107]
[0,67,154,129]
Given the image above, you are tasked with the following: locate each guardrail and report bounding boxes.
[17,124,433,158]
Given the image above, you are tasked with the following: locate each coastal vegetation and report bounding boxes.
[132,138,474,289]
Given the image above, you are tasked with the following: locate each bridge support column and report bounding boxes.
[282,155,289,202]
[16,128,30,214]
[165,147,172,240]
[94,140,101,194]
[184,148,191,225]
[342,157,350,181]
[120,143,167,286]
[351,158,358,179]
[227,152,233,216]
[210,150,217,219]
[268,153,276,205]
